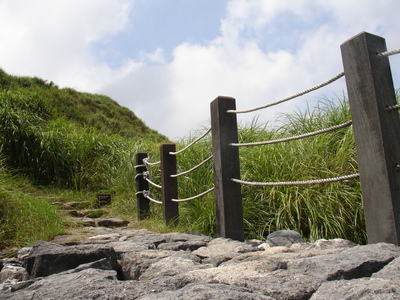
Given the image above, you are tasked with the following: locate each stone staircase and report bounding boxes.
[55,200,130,229]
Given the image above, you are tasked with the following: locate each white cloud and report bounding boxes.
[0,0,134,90]
[1,0,400,139]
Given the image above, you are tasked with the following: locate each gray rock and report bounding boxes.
[139,256,208,280]
[96,217,129,227]
[266,229,304,247]
[2,228,400,300]
[137,282,274,300]
[287,242,400,280]
[311,277,400,299]
[373,256,400,280]
[193,237,246,258]
[0,259,29,284]
[22,241,118,278]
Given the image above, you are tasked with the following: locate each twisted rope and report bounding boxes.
[231,173,359,186]
[137,190,162,204]
[172,187,215,202]
[170,156,213,178]
[230,120,352,147]
[134,164,146,169]
[227,72,345,114]
[170,128,212,155]
[143,171,162,189]
[377,48,400,59]
[386,104,400,111]
[143,158,161,166]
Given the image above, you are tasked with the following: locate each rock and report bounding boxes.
[287,243,400,280]
[266,229,304,247]
[22,241,118,278]
[137,283,274,300]
[192,237,246,258]
[311,278,400,299]
[62,201,92,210]
[139,256,208,280]
[0,259,29,284]
[96,217,130,227]
[2,228,400,299]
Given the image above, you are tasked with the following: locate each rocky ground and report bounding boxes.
[1,203,400,299]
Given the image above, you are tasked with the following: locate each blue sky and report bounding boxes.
[1,0,400,139]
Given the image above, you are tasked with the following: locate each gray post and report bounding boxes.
[135,152,150,220]
[161,143,179,225]
[210,96,244,241]
[341,31,400,245]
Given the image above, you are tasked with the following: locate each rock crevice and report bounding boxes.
[1,227,400,299]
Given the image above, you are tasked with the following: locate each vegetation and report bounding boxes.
[0,68,166,251]
[168,96,364,243]
[3,67,390,252]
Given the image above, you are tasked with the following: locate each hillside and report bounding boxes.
[0,68,170,250]
[0,68,168,186]
[0,68,166,141]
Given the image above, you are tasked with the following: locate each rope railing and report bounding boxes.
[231,173,359,187]
[172,187,215,202]
[137,190,162,204]
[143,171,162,189]
[377,48,400,58]
[169,128,211,155]
[230,120,353,147]
[143,158,161,166]
[227,72,344,114]
[386,104,400,111]
[170,155,213,178]
[135,32,400,244]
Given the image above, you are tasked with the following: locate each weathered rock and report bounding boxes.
[22,241,118,278]
[1,228,400,299]
[266,229,304,247]
[0,259,29,284]
[137,282,274,300]
[193,237,247,258]
[372,255,400,280]
[61,201,92,210]
[311,278,400,299]
[96,217,129,227]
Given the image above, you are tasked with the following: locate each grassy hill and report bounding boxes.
[0,68,168,251]
[3,68,391,254]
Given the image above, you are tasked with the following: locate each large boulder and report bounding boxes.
[22,241,118,278]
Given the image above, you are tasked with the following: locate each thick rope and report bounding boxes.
[230,120,352,147]
[377,48,400,59]
[134,164,146,169]
[386,104,400,111]
[142,171,162,189]
[172,187,215,202]
[143,158,161,166]
[170,156,213,178]
[227,72,345,114]
[231,173,359,186]
[137,190,162,204]
[169,128,212,155]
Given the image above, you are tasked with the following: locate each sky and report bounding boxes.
[1,0,400,140]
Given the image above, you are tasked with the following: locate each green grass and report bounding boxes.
[0,157,65,251]
[1,68,388,250]
[166,96,364,243]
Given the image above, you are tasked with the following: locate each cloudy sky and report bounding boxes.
[1,0,399,139]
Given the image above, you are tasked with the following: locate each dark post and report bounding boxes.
[136,152,150,220]
[161,143,179,225]
[341,32,400,245]
[210,96,244,241]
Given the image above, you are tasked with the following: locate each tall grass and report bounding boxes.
[165,96,365,243]
[0,155,65,250]
[0,68,379,246]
